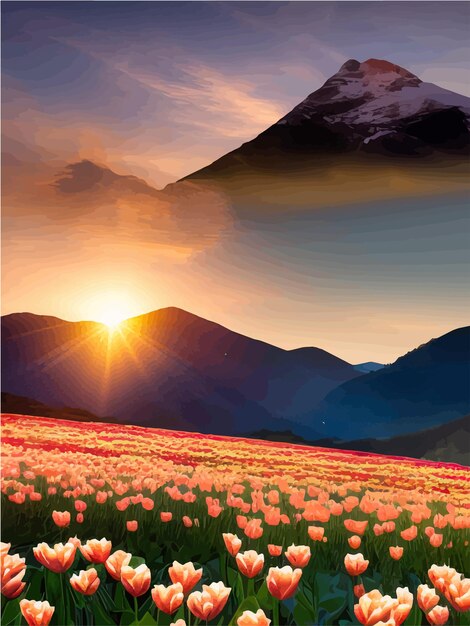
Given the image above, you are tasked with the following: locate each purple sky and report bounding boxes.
[3,1,470,186]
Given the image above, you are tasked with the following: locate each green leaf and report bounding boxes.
[1,599,21,626]
[137,612,158,625]
[256,580,273,612]
[114,584,132,612]
[293,591,315,626]
[228,596,260,626]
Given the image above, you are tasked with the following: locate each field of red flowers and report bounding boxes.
[1,413,469,626]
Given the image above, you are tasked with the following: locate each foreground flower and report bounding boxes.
[344,553,369,576]
[428,565,458,594]
[80,538,112,564]
[121,564,151,597]
[169,561,203,594]
[187,582,231,621]
[52,510,70,528]
[426,605,449,625]
[223,533,242,557]
[267,566,302,600]
[237,608,271,626]
[105,550,132,581]
[354,590,396,625]
[393,587,413,626]
[236,550,265,578]
[33,542,76,573]
[446,573,470,611]
[417,584,440,613]
[70,568,100,595]
[19,600,54,626]
[285,544,311,568]
[151,582,184,614]
[1,553,26,598]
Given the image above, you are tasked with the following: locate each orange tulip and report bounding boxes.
[393,587,413,626]
[268,544,282,557]
[446,574,470,612]
[127,520,138,532]
[344,553,369,576]
[151,582,184,614]
[70,568,100,595]
[182,516,193,528]
[389,546,404,561]
[417,584,440,612]
[354,584,366,598]
[244,519,263,539]
[236,550,264,578]
[121,564,151,597]
[169,561,203,595]
[1,553,26,598]
[428,565,458,594]
[76,513,84,524]
[400,525,417,541]
[237,608,271,626]
[80,538,112,564]
[170,621,187,626]
[354,589,396,625]
[426,605,449,625]
[33,542,77,573]
[0,543,11,557]
[19,600,54,626]
[187,582,231,621]
[105,550,132,581]
[348,535,362,549]
[425,526,435,538]
[160,512,172,522]
[266,566,302,600]
[285,544,311,568]
[74,500,87,512]
[237,515,248,529]
[223,533,242,556]
[308,526,325,542]
[52,510,70,527]
[344,519,368,536]
[429,533,443,548]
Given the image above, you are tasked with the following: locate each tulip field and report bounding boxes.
[1,414,470,626]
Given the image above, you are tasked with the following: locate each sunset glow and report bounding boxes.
[89,291,135,329]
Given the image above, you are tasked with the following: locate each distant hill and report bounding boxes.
[319,327,470,439]
[1,392,116,424]
[1,308,359,437]
[249,414,470,466]
[353,361,384,374]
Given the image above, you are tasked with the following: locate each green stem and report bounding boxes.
[134,596,139,623]
[273,598,280,626]
[247,577,255,597]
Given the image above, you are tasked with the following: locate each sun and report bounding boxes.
[99,310,126,330]
[89,291,136,331]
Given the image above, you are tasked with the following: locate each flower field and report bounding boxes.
[1,413,469,626]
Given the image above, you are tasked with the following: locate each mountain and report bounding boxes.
[1,308,360,437]
[248,414,470,466]
[353,362,384,374]
[318,327,470,440]
[171,58,470,212]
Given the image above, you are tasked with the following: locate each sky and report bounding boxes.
[2,1,470,363]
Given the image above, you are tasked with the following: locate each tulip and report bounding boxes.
[344,519,368,535]
[237,515,248,529]
[52,510,70,527]
[151,582,184,614]
[1,553,26,598]
[344,553,369,576]
[74,500,87,512]
[430,533,443,548]
[268,544,282,557]
[169,561,202,595]
[121,564,151,597]
[80,538,112,564]
[105,550,132,581]
[308,526,325,541]
[187,582,231,621]
[170,621,187,626]
[76,513,84,524]
[160,512,172,522]
[417,584,440,612]
[266,566,302,600]
[70,568,100,595]
[428,565,458,594]
[236,550,264,578]
[68,536,81,549]
[244,519,263,539]
[33,542,77,573]
[446,574,470,611]
[237,608,271,626]
[354,589,396,625]
[182,516,193,528]
[348,535,362,549]
[19,600,55,626]
[285,544,311,568]
[400,525,417,541]
[425,526,435,538]
[223,533,242,556]
[127,520,138,532]
[354,584,366,598]
[426,605,449,625]
[389,546,404,560]
[0,543,11,557]
[393,587,413,626]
